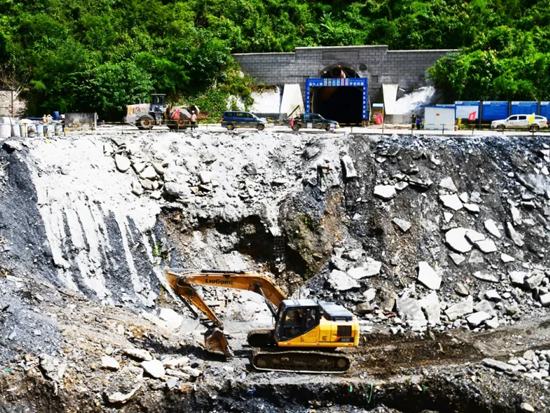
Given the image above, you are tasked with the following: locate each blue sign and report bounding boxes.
[511,101,538,115]
[305,78,368,121]
[482,101,508,120]
[540,102,550,118]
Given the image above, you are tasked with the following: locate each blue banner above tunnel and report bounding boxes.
[305,78,368,124]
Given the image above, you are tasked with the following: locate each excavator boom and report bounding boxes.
[165,268,287,357]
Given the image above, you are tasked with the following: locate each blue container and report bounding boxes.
[53,111,60,121]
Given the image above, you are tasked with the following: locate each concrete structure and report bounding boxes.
[234,45,454,103]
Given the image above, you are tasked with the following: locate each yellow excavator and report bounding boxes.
[165,268,360,373]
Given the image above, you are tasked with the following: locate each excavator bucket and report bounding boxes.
[204,327,233,358]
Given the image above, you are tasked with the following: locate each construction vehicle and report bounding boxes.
[124,93,200,130]
[165,268,360,373]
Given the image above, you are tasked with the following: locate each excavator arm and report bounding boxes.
[164,268,287,358]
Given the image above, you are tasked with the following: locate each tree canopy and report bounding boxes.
[1,0,549,119]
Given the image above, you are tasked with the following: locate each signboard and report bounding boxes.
[482,101,508,120]
[305,78,368,122]
[455,101,479,119]
[424,106,455,130]
[540,102,550,118]
[511,101,538,115]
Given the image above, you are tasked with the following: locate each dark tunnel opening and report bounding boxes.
[311,65,365,125]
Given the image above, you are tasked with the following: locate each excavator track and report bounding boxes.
[251,348,350,373]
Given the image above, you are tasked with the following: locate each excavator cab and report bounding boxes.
[273,299,359,347]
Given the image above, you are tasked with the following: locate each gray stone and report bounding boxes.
[394,181,409,191]
[303,146,321,160]
[473,271,499,283]
[141,360,165,379]
[106,384,142,405]
[347,258,382,279]
[540,293,550,307]
[506,222,524,247]
[455,282,470,296]
[3,140,22,151]
[123,348,153,361]
[341,155,358,179]
[440,194,463,211]
[140,166,157,180]
[439,177,458,192]
[39,354,67,382]
[131,181,144,196]
[500,253,515,263]
[327,270,359,291]
[331,256,349,271]
[417,262,442,290]
[419,291,441,326]
[152,162,165,175]
[181,366,202,378]
[474,300,497,317]
[159,308,184,330]
[467,311,491,328]
[101,356,120,371]
[199,171,212,184]
[392,218,411,233]
[525,272,545,290]
[485,290,502,302]
[140,179,155,190]
[476,239,497,253]
[484,219,502,238]
[445,296,474,321]
[449,253,465,266]
[374,185,396,200]
[482,358,519,373]
[343,249,363,261]
[485,317,499,329]
[459,192,469,203]
[396,297,427,329]
[519,403,535,413]
[464,203,480,213]
[164,182,192,199]
[444,212,454,223]
[355,302,373,315]
[445,228,473,253]
[132,161,147,174]
[510,205,522,226]
[150,190,162,200]
[363,288,377,302]
[162,356,189,368]
[509,271,527,286]
[468,250,485,264]
[465,230,485,244]
[165,369,191,380]
[115,154,131,172]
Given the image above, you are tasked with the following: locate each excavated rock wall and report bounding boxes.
[0,133,550,363]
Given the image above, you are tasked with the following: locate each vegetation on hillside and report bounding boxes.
[1,0,549,119]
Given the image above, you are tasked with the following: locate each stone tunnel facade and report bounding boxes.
[233,45,454,103]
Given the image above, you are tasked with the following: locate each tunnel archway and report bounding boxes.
[311,65,365,125]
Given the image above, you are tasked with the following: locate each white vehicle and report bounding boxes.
[491,114,548,131]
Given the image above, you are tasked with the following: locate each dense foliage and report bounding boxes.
[1,0,550,119]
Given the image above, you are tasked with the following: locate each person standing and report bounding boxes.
[411,114,417,129]
[190,110,197,130]
[416,114,422,130]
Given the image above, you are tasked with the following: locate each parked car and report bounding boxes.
[285,113,339,131]
[221,111,267,131]
[491,114,548,131]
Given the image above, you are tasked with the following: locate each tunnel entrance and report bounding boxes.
[306,65,368,125]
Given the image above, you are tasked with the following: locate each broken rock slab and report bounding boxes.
[327,270,359,291]
[482,358,520,373]
[445,296,474,321]
[341,155,358,179]
[101,356,120,371]
[164,182,192,199]
[392,218,411,233]
[141,360,165,379]
[162,356,189,369]
[466,311,492,328]
[540,293,550,307]
[39,354,67,382]
[506,222,524,247]
[439,177,458,193]
[500,253,515,263]
[476,239,497,253]
[484,219,502,238]
[140,166,158,180]
[445,228,473,253]
[473,271,499,283]
[419,291,441,326]
[347,258,382,279]
[509,271,527,286]
[396,296,427,329]
[123,348,153,361]
[440,194,463,211]
[374,185,396,200]
[417,262,442,290]
[115,154,131,172]
[159,308,184,330]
